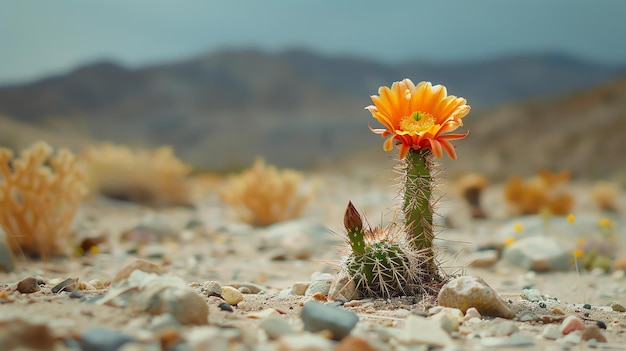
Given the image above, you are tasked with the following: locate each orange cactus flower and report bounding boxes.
[366,79,470,159]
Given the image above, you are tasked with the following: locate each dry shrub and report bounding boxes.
[83,143,193,207]
[220,158,314,226]
[504,170,573,215]
[456,173,488,218]
[0,142,86,257]
[590,181,620,212]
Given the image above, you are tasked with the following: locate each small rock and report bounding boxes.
[479,319,519,337]
[69,291,84,299]
[200,281,222,297]
[218,302,233,312]
[521,288,545,302]
[335,335,378,351]
[221,286,243,305]
[542,324,563,340]
[430,307,464,333]
[0,238,15,272]
[301,301,359,341]
[112,259,166,283]
[291,282,310,296]
[238,286,251,294]
[79,327,135,351]
[51,277,79,293]
[438,276,516,319]
[559,332,582,345]
[581,325,607,342]
[397,315,454,347]
[464,307,481,321]
[305,273,334,297]
[561,315,586,335]
[16,277,41,294]
[225,282,264,294]
[502,236,570,271]
[260,317,294,340]
[609,301,626,312]
[88,279,106,290]
[276,334,334,351]
[328,271,358,302]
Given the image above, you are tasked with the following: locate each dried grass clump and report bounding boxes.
[504,170,573,216]
[83,143,192,207]
[590,181,620,212]
[457,173,488,218]
[0,142,86,257]
[220,158,314,226]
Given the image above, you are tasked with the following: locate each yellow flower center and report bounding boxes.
[399,112,435,134]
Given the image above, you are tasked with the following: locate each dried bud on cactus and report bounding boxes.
[343,201,363,232]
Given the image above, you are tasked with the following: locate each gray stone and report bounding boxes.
[200,281,222,297]
[467,249,499,268]
[79,327,135,351]
[541,324,563,340]
[502,236,570,271]
[301,301,359,340]
[438,276,516,319]
[0,237,14,272]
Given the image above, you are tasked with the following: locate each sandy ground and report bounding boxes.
[1,169,626,350]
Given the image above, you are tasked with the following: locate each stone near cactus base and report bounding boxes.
[328,271,358,302]
[438,276,516,319]
[300,301,359,341]
[305,272,334,297]
[397,315,455,347]
[502,236,570,271]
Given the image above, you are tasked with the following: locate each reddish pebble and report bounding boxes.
[560,315,586,335]
[335,336,377,351]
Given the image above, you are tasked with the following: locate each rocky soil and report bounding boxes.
[1,170,626,351]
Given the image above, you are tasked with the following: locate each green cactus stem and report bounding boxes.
[403,148,434,251]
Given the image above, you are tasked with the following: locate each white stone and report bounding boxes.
[397,315,454,347]
[438,276,516,319]
[542,324,563,340]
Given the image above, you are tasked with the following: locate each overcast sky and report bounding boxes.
[2,0,626,85]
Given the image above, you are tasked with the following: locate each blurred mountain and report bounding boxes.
[0,48,624,174]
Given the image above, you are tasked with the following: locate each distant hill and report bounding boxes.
[0,48,624,173]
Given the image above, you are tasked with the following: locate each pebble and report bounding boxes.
[300,301,359,341]
[430,307,464,333]
[99,270,208,325]
[397,315,454,347]
[79,327,136,351]
[560,315,586,335]
[305,272,334,297]
[16,276,41,294]
[581,325,607,342]
[291,282,310,296]
[69,291,84,299]
[0,317,56,350]
[542,324,563,340]
[463,307,482,321]
[221,286,244,305]
[225,282,265,294]
[218,302,233,312]
[438,276,516,319]
[260,317,294,340]
[609,301,626,312]
[502,236,570,271]
[112,259,166,283]
[184,326,230,351]
[479,319,519,337]
[0,238,15,272]
[200,281,222,297]
[559,332,582,345]
[246,308,280,319]
[51,277,79,293]
[328,271,358,302]
[521,288,545,302]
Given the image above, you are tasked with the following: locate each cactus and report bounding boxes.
[341,202,425,298]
